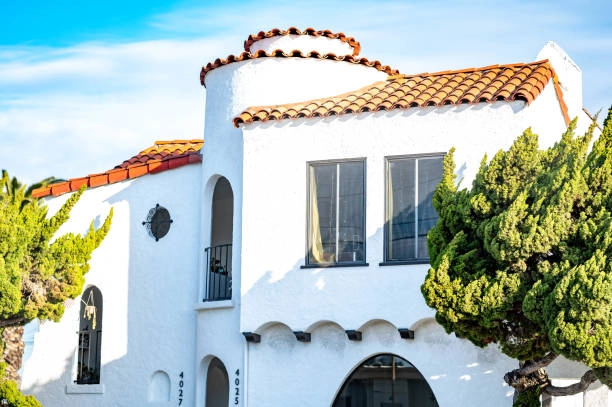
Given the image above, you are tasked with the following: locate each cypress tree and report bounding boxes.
[423,108,612,405]
[0,172,112,404]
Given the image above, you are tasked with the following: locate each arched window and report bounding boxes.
[205,357,229,407]
[76,286,102,384]
[204,177,234,301]
[333,354,438,407]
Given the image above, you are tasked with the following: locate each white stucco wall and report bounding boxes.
[20,165,202,407]
[238,90,567,331]
[537,41,583,121]
[202,56,387,124]
[247,319,518,406]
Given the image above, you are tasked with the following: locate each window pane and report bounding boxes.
[309,164,337,263]
[388,159,416,260]
[308,160,365,265]
[386,155,443,261]
[338,162,364,262]
[417,157,443,258]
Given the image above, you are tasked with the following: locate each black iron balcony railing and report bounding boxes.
[204,244,232,301]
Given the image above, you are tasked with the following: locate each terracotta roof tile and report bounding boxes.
[200,50,398,86]
[234,60,570,127]
[89,173,109,188]
[32,140,203,198]
[51,182,71,197]
[244,27,361,56]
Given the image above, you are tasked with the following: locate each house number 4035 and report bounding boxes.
[234,369,240,405]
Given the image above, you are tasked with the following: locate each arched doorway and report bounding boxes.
[205,357,229,407]
[333,354,438,407]
[205,177,234,301]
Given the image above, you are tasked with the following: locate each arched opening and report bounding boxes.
[76,286,102,384]
[205,177,233,301]
[205,357,229,407]
[333,354,439,407]
[148,370,170,402]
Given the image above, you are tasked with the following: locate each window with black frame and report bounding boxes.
[307,159,365,266]
[76,286,102,384]
[384,154,444,263]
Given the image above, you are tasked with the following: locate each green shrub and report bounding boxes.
[0,363,42,407]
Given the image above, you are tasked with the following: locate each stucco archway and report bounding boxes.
[332,353,439,407]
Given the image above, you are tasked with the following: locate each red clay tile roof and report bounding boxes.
[234,60,570,127]
[244,27,361,56]
[200,50,398,86]
[32,140,203,198]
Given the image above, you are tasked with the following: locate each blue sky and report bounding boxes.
[1,0,611,184]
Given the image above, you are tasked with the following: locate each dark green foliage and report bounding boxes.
[423,109,612,392]
[514,386,541,407]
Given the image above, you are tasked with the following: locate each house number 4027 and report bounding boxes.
[178,371,184,406]
[234,369,240,405]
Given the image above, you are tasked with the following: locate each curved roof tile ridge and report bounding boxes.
[32,139,203,199]
[243,27,361,56]
[233,59,570,127]
[200,49,399,86]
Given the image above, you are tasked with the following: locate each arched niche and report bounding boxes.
[332,353,439,407]
[148,370,170,402]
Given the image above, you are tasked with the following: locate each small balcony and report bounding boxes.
[204,244,232,301]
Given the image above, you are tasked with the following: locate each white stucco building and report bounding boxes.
[20,27,609,406]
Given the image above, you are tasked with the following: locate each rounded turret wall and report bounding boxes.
[199,28,397,209]
[202,28,395,127]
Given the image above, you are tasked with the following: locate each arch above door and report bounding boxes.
[332,354,439,407]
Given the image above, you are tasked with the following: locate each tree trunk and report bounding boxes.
[506,355,554,406]
[0,316,26,329]
[1,326,25,385]
[544,370,597,397]
[505,359,552,392]
[505,354,600,406]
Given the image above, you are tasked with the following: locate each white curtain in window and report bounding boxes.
[309,166,325,263]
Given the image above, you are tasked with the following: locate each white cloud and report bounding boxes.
[0,52,113,85]
[0,39,214,184]
[0,91,203,183]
